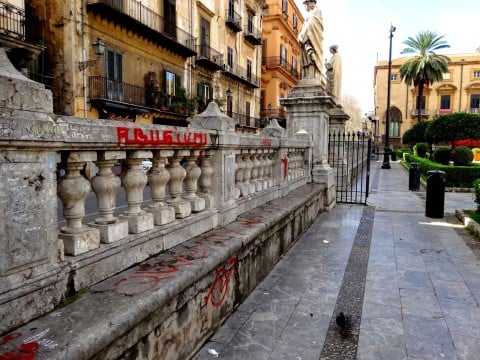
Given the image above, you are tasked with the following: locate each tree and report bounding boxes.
[341,95,363,134]
[402,120,431,148]
[399,31,450,123]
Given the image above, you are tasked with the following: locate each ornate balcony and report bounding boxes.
[244,23,262,46]
[262,56,299,79]
[222,62,260,88]
[195,44,223,71]
[86,0,196,57]
[225,8,242,32]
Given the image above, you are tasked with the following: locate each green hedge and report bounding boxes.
[403,153,480,187]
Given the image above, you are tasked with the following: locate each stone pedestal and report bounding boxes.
[121,212,154,234]
[60,228,101,256]
[89,219,129,244]
[148,205,176,225]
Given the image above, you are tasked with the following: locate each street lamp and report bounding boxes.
[78,38,106,71]
[382,25,396,169]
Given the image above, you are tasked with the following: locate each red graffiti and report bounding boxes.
[281,157,288,178]
[205,257,237,307]
[116,127,208,147]
[0,334,39,360]
[262,138,272,146]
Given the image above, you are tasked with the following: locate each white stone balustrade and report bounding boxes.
[184,150,205,212]
[168,150,192,218]
[198,150,215,208]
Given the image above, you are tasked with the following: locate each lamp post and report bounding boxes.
[382,25,396,169]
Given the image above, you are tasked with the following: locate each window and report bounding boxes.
[443,72,451,80]
[293,14,298,31]
[227,47,233,67]
[440,95,450,109]
[105,50,123,101]
[200,17,210,57]
[228,0,234,20]
[282,0,288,14]
[247,59,252,81]
[390,74,397,81]
[292,56,297,76]
[247,13,254,33]
[165,71,178,96]
[474,71,480,79]
[471,94,480,108]
[280,45,287,67]
[389,108,401,137]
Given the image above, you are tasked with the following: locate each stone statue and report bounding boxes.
[298,0,324,80]
[326,45,342,101]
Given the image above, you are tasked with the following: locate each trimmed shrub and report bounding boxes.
[450,146,473,166]
[414,143,429,158]
[433,147,452,165]
[474,179,480,212]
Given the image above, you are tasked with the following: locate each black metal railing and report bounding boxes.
[88,76,196,116]
[244,23,262,45]
[87,0,196,52]
[225,8,242,32]
[196,44,223,66]
[260,108,286,120]
[228,111,261,128]
[0,1,25,40]
[222,62,260,87]
[262,56,299,79]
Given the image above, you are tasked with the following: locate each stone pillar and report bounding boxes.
[280,84,337,210]
[90,151,129,243]
[120,150,154,233]
[147,149,176,225]
[57,151,100,255]
[167,150,192,218]
[184,150,205,212]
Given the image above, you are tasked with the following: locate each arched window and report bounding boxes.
[389,107,402,137]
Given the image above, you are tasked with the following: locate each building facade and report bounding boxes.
[374,53,480,148]
[260,0,303,128]
[1,0,264,127]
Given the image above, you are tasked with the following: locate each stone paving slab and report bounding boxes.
[195,160,480,360]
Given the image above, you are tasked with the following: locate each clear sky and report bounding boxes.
[294,0,480,115]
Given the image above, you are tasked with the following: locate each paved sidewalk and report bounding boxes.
[194,160,480,360]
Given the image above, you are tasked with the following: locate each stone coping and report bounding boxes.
[0,183,325,360]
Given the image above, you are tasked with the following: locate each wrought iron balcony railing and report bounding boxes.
[222,62,260,87]
[86,0,196,56]
[244,23,262,46]
[466,108,480,114]
[227,111,261,129]
[195,43,223,71]
[225,8,242,32]
[411,109,429,116]
[262,56,299,79]
[0,1,25,40]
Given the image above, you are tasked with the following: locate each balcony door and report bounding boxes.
[164,0,176,39]
[200,17,210,58]
[105,50,123,102]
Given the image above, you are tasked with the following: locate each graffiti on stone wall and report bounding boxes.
[0,328,59,359]
[205,257,236,307]
[116,127,208,147]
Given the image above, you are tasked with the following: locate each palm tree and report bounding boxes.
[399,31,450,122]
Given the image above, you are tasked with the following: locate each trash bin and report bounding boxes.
[409,162,421,191]
[391,151,397,161]
[425,170,445,218]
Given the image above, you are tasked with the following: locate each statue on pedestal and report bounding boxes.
[326,45,342,102]
[298,0,324,80]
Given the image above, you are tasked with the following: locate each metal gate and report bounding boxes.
[328,132,371,205]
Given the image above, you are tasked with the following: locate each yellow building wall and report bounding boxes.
[374,53,480,147]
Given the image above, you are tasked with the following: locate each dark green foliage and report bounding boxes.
[414,143,429,158]
[433,147,452,165]
[474,179,480,212]
[450,146,473,166]
[425,113,480,146]
[402,121,431,146]
[404,153,480,187]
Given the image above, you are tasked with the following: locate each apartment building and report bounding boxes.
[374,52,480,148]
[260,0,303,128]
[1,0,264,127]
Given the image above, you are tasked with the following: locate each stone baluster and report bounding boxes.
[267,151,275,187]
[252,151,263,192]
[258,151,268,190]
[235,153,246,198]
[184,150,205,212]
[147,150,175,225]
[167,150,191,218]
[90,151,128,243]
[120,150,154,233]
[243,151,254,195]
[57,151,100,256]
[198,150,215,208]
